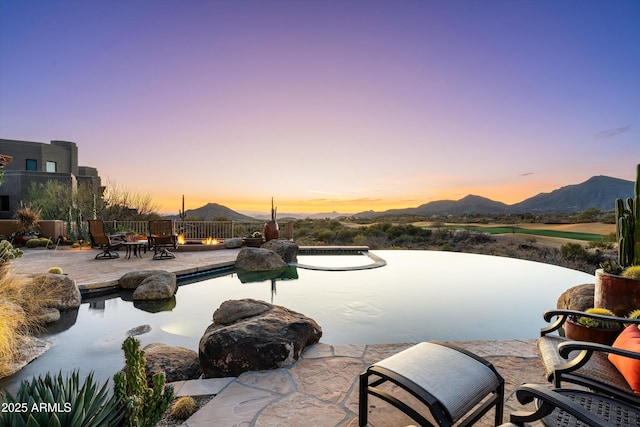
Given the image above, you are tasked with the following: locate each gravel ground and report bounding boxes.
[156,395,214,427]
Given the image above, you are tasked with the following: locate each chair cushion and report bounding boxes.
[609,324,640,395]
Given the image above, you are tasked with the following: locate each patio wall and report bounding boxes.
[0,219,66,240]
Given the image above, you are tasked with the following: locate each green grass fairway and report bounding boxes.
[439,225,606,242]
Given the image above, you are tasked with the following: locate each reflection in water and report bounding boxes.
[133,297,177,313]
[44,308,79,334]
[89,300,105,310]
[236,266,299,303]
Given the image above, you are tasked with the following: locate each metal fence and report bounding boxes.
[98,220,293,240]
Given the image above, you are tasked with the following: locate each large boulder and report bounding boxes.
[557,283,594,312]
[119,270,167,289]
[33,273,81,310]
[261,239,299,263]
[132,272,177,300]
[235,247,287,271]
[143,343,201,386]
[199,299,322,378]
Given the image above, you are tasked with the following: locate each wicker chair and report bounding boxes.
[148,220,177,260]
[537,309,640,407]
[87,219,123,260]
[505,383,639,426]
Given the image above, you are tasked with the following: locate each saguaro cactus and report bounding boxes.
[616,163,640,267]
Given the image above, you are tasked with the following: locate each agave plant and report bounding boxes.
[0,370,123,427]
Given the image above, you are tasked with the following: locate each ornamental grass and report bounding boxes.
[0,271,63,377]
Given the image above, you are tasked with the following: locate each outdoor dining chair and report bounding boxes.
[148,220,177,260]
[537,309,640,407]
[505,382,639,426]
[87,219,123,260]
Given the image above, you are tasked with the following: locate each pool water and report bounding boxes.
[1,250,593,393]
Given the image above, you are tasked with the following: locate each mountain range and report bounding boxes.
[356,175,633,218]
[170,175,634,220]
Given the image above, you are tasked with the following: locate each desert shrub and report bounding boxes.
[0,370,123,427]
[25,237,51,248]
[0,299,25,376]
[170,396,197,420]
[588,239,615,250]
[0,272,65,376]
[560,243,589,260]
[314,229,335,243]
[14,203,41,234]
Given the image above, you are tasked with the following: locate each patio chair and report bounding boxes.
[148,220,177,260]
[87,219,123,260]
[537,309,640,407]
[505,383,639,426]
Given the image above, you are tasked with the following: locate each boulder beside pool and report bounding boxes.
[198,299,322,378]
[235,247,287,271]
[261,239,299,263]
[132,271,177,300]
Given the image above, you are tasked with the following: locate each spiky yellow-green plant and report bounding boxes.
[622,266,640,281]
[627,309,640,319]
[577,308,620,330]
[47,266,63,274]
[170,396,197,421]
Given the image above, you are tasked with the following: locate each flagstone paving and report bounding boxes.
[174,340,547,427]
[10,247,550,426]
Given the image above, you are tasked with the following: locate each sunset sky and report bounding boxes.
[1,0,639,215]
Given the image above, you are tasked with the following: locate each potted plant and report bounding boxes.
[263,197,279,241]
[243,231,264,247]
[594,163,640,316]
[11,203,41,246]
[564,308,623,345]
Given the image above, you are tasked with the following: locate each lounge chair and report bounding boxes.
[506,383,639,426]
[148,220,177,260]
[537,309,640,407]
[87,219,123,260]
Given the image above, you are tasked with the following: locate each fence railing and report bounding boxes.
[98,220,293,240]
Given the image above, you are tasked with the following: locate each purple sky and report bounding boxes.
[1,0,639,214]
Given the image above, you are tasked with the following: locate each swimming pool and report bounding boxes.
[1,250,593,392]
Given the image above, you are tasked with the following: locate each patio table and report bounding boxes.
[123,240,148,259]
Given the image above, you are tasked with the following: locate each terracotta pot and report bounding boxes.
[264,220,279,241]
[594,269,640,317]
[564,318,621,345]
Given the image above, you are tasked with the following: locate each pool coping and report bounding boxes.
[293,249,387,271]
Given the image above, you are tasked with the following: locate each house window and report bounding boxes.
[0,196,9,211]
[26,159,37,171]
[46,161,57,172]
